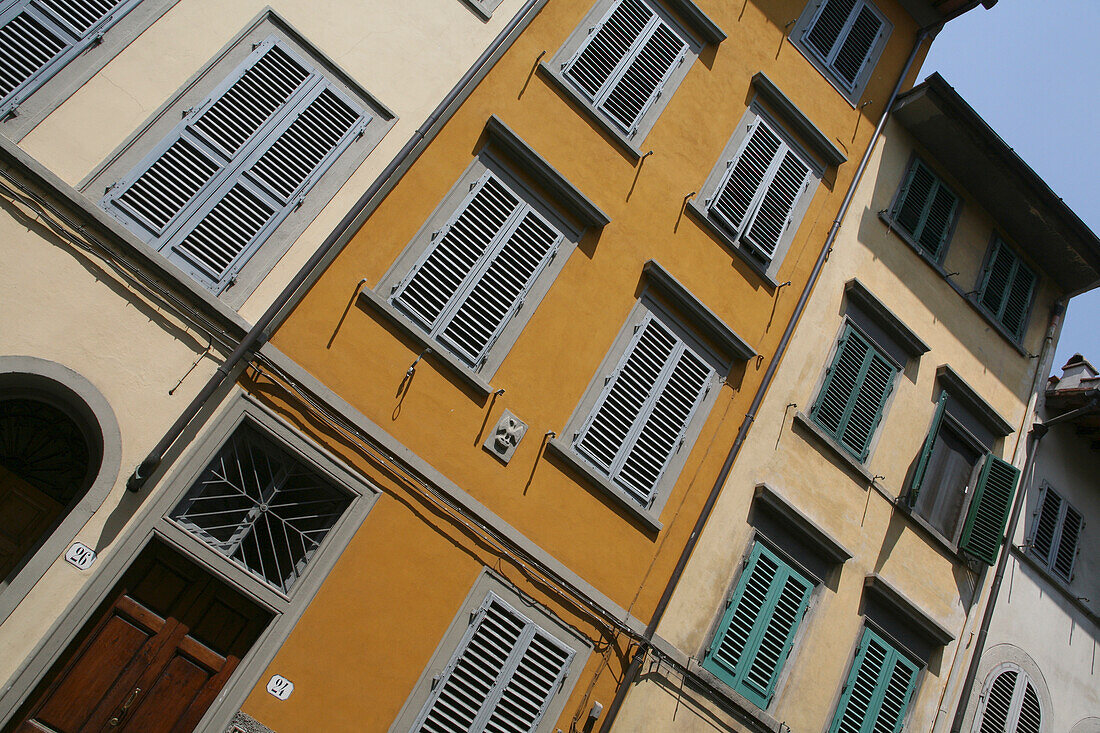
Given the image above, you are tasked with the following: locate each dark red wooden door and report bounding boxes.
[10,542,268,733]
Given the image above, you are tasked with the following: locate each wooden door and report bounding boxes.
[0,465,64,583]
[10,542,269,733]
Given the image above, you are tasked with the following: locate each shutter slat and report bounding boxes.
[710,120,782,239]
[977,669,1016,733]
[1053,503,1082,581]
[744,149,810,258]
[0,11,67,101]
[960,455,1020,565]
[829,629,917,733]
[831,5,881,85]
[1030,486,1062,566]
[804,0,856,60]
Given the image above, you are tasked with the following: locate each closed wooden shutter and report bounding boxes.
[907,391,947,506]
[412,593,575,733]
[0,0,139,115]
[811,325,897,461]
[960,455,1019,565]
[391,172,563,368]
[703,543,812,709]
[708,117,811,261]
[977,239,1037,342]
[574,312,713,506]
[802,0,886,91]
[102,38,369,292]
[829,628,918,733]
[892,159,958,259]
[977,668,1042,733]
[562,0,687,136]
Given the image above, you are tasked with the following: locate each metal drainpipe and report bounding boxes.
[125,0,546,491]
[597,21,942,733]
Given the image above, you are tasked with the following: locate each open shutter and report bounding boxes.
[709,119,782,240]
[562,0,687,135]
[574,314,713,506]
[0,0,137,114]
[960,455,1019,565]
[412,594,574,733]
[829,628,917,733]
[744,148,810,260]
[907,392,947,505]
[391,172,563,368]
[704,544,812,709]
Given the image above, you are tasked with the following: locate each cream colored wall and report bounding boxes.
[616,118,1054,730]
[0,181,232,683]
[16,0,529,322]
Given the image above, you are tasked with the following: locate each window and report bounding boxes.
[976,237,1037,343]
[692,107,819,278]
[810,322,898,462]
[703,542,813,709]
[974,666,1042,733]
[0,0,142,117]
[829,627,919,733]
[570,305,718,509]
[1028,484,1083,582]
[389,169,566,371]
[791,0,891,104]
[407,589,579,733]
[544,0,712,152]
[95,18,393,303]
[170,421,353,595]
[889,157,959,260]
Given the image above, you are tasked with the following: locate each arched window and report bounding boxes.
[976,665,1043,733]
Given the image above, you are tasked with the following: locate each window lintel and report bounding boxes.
[936,364,1014,438]
[864,574,954,647]
[753,483,853,566]
[844,279,929,359]
[751,72,845,168]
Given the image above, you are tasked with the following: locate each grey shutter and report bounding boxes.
[574,313,713,506]
[744,148,810,259]
[391,172,563,368]
[804,0,855,61]
[1029,485,1062,567]
[412,593,574,733]
[1017,680,1042,733]
[960,455,1019,565]
[978,669,1042,733]
[103,38,367,292]
[803,0,884,91]
[562,0,687,135]
[1052,503,1082,581]
[0,0,138,115]
[709,119,782,239]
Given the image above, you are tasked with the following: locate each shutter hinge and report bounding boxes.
[225,272,239,289]
[293,195,306,210]
[676,437,684,453]
[2,102,19,120]
[430,674,440,690]
[515,297,525,312]
[90,31,104,47]
[103,181,118,196]
[355,123,367,139]
[604,375,612,385]
[181,106,194,119]
[430,229,441,240]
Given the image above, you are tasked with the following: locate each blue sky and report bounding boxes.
[920,0,1099,375]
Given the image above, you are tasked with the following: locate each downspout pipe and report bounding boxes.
[126,0,546,492]
[598,21,940,733]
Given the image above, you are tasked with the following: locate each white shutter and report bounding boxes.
[392,172,563,368]
[562,0,687,135]
[412,593,575,733]
[977,668,1043,733]
[574,313,713,506]
[103,38,368,292]
[0,0,138,114]
[708,117,811,261]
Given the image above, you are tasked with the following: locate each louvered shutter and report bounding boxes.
[391,172,563,368]
[1033,486,1084,582]
[829,628,918,733]
[960,455,1019,565]
[1029,485,1062,567]
[803,0,886,91]
[977,668,1042,733]
[411,593,575,733]
[977,239,1036,342]
[562,0,687,136]
[703,543,812,709]
[908,391,947,506]
[811,325,897,461]
[1052,503,1082,581]
[102,38,369,292]
[0,0,139,115]
[708,118,812,261]
[573,312,714,507]
[892,160,957,260]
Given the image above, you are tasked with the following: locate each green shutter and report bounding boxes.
[907,392,947,506]
[703,543,813,709]
[829,627,918,733]
[959,455,1019,565]
[891,159,957,260]
[977,238,1037,342]
[811,325,898,461]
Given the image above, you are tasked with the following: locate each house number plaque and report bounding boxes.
[266,675,294,700]
[64,542,96,570]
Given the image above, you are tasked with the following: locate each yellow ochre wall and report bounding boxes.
[248,0,936,728]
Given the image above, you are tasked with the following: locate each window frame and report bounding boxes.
[389,570,591,733]
[974,235,1038,345]
[688,104,822,283]
[789,0,893,106]
[886,154,961,263]
[541,0,705,156]
[83,11,396,309]
[828,625,921,733]
[374,151,583,384]
[702,539,815,711]
[551,296,729,531]
[1027,482,1084,584]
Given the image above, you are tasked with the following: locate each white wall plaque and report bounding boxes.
[64,542,96,570]
[266,674,293,700]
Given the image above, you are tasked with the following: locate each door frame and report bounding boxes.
[0,393,379,732]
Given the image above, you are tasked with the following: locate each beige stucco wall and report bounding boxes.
[16,0,530,323]
[615,117,1056,730]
